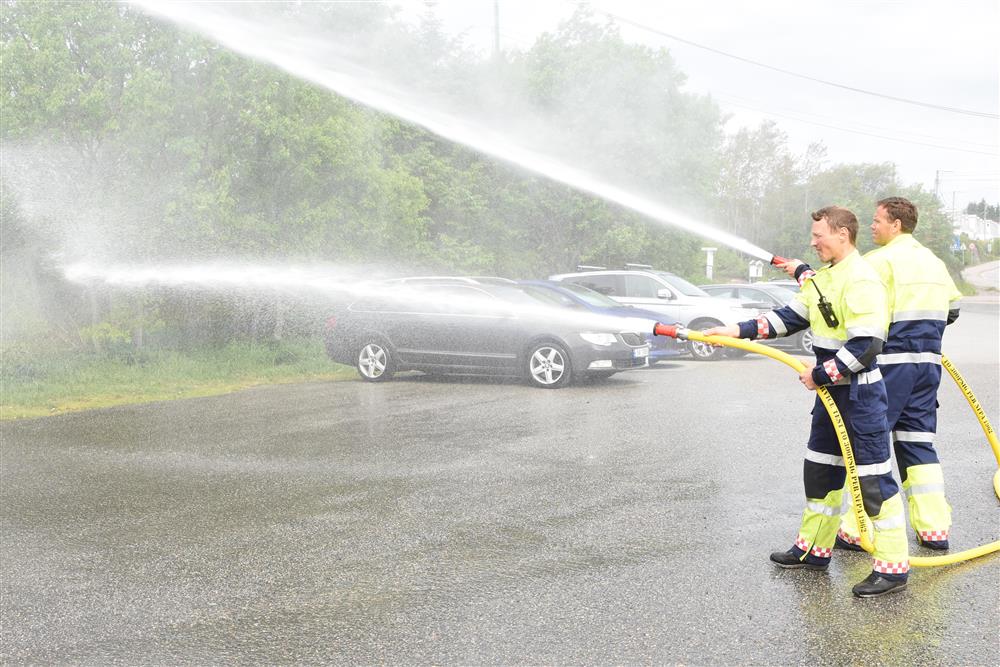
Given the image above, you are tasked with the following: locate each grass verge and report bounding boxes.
[1,340,355,421]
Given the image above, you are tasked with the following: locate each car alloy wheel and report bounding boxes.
[357,342,394,381]
[799,329,815,354]
[527,343,571,388]
[689,339,724,361]
[685,319,726,361]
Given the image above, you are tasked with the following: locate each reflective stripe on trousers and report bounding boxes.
[878,352,942,365]
[795,488,844,556]
[902,463,952,536]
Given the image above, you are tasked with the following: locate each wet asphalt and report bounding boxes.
[2,303,998,665]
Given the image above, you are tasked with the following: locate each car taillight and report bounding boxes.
[325,316,338,330]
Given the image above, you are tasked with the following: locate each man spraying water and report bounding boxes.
[779,197,963,553]
[704,206,910,598]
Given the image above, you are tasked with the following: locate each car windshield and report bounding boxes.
[486,284,554,308]
[547,282,621,308]
[518,285,579,309]
[653,271,709,297]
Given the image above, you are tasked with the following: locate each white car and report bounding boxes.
[548,267,761,360]
[700,283,814,354]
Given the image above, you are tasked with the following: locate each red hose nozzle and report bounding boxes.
[653,322,677,338]
[770,255,789,266]
[654,323,690,340]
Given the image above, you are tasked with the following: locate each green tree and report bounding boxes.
[717,121,800,247]
[964,199,999,222]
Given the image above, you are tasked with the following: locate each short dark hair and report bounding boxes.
[811,206,858,244]
[877,196,918,233]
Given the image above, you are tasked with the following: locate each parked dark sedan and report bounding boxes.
[700,282,813,354]
[324,280,651,388]
[516,280,682,363]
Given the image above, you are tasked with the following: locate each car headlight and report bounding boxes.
[579,332,618,346]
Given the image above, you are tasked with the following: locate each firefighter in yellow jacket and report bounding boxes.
[707,206,910,597]
[834,197,963,551]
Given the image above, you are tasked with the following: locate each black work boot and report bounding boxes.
[852,572,907,598]
[835,534,864,552]
[770,550,828,571]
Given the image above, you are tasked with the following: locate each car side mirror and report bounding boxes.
[656,288,673,300]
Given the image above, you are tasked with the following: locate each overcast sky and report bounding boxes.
[397,0,999,206]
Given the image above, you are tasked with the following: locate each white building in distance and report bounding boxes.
[951,213,1000,241]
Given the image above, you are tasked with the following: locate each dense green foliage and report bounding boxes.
[1,0,980,359]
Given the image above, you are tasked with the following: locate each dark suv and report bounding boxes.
[517,279,682,364]
[324,281,650,388]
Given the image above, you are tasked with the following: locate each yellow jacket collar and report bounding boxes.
[882,233,915,250]
[826,248,861,272]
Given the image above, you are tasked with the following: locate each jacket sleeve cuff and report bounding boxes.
[793,263,813,280]
[796,268,817,288]
[813,358,844,386]
[738,320,759,340]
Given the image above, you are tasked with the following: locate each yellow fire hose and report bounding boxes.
[941,355,1000,499]
[662,326,1000,567]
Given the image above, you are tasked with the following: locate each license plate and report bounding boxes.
[633,346,649,358]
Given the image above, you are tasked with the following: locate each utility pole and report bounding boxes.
[701,247,717,280]
[935,169,954,201]
[493,0,500,59]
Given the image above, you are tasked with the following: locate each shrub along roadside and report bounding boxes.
[1,339,353,420]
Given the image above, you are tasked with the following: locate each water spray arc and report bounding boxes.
[62,260,674,339]
[652,323,1000,568]
[129,1,773,264]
